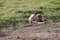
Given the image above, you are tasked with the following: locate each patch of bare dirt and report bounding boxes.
[0,23,60,40]
[0,32,60,40]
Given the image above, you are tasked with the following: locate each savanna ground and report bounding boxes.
[0,0,60,40]
[0,22,60,40]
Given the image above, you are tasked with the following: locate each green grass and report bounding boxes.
[0,0,60,28]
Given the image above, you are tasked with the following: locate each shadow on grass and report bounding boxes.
[0,33,8,37]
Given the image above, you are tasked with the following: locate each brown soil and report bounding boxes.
[0,22,60,40]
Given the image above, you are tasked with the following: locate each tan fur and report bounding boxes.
[28,13,47,25]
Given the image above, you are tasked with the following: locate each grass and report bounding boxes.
[0,0,60,20]
[0,0,60,28]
